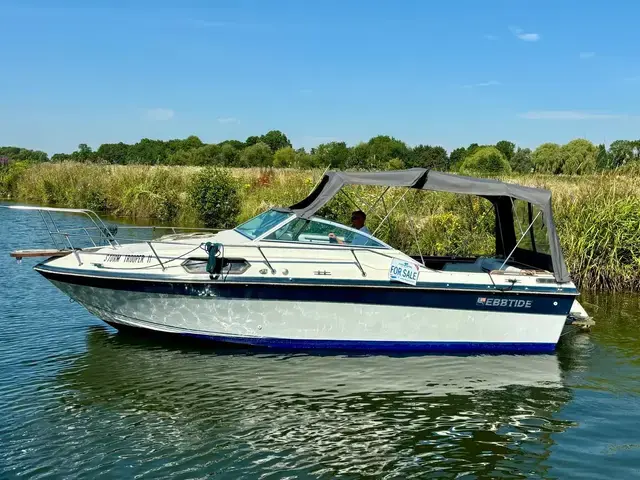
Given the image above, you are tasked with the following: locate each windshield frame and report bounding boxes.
[256,215,392,249]
[234,209,294,240]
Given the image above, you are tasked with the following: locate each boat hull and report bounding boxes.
[41,271,575,353]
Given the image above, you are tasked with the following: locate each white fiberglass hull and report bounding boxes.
[49,279,569,353]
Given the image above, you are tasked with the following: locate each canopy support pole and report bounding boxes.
[402,195,425,266]
[364,186,390,215]
[372,189,410,238]
[499,211,541,271]
[339,188,389,227]
[511,198,525,237]
[338,189,363,212]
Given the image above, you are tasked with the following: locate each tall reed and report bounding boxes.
[4,162,640,291]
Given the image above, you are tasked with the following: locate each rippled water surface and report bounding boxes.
[2,206,640,479]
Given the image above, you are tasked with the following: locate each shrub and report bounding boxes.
[189,168,241,228]
[460,146,511,175]
[0,161,30,198]
[273,147,296,167]
[386,158,405,170]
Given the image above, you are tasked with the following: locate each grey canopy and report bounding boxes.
[290,169,570,282]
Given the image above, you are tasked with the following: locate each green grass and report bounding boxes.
[3,162,640,292]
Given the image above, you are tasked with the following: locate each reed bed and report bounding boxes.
[3,162,640,292]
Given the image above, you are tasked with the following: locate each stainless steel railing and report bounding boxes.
[2,205,421,276]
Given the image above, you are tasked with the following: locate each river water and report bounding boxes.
[1,206,640,479]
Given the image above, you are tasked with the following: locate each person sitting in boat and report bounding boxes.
[329,210,371,245]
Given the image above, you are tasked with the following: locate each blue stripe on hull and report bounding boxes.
[36,262,579,295]
[107,322,556,353]
[39,267,574,315]
[183,334,557,353]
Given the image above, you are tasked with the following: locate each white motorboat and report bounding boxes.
[7,169,592,353]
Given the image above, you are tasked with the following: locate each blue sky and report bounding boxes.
[2,0,640,155]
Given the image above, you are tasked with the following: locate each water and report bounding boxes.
[1,206,640,479]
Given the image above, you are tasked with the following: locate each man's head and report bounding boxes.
[351,210,366,229]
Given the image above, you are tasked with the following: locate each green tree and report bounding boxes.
[96,142,130,164]
[182,135,204,150]
[532,143,563,173]
[408,145,448,170]
[273,146,296,167]
[294,148,314,168]
[168,144,221,166]
[347,142,371,169]
[495,140,516,162]
[218,143,240,166]
[219,139,245,150]
[126,138,169,164]
[0,147,48,163]
[561,139,597,175]
[311,142,350,168]
[260,130,292,152]
[189,168,240,228]
[596,143,612,170]
[245,136,260,148]
[51,153,72,162]
[510,147,533,173]
[239,142,273,167]
[609,140,634,168]
[165,136,203,154]
[460,146,511,175]
[448,147,467,171]
[75,143,94,162]
[467,143,480,155]
[0,147,21,160]
[366,135,410,168]
[195,144,222,166]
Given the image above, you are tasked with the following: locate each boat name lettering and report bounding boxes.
[105,254,149,263]
[476,297,532,308]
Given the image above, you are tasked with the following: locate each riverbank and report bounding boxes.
[2,162,640,291]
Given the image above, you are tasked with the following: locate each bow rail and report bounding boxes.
[2,205,222,252]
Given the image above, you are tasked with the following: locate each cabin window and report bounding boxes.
[182,258,251,274]
[264,217,385,248]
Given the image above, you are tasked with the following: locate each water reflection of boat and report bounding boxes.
[66,327,566,399]
[55,327,575,477]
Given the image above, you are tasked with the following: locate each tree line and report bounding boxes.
[2,131,640,174]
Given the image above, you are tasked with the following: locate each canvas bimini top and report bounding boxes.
[289,168,570,283]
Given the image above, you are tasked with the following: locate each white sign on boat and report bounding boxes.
[389,258,420,286]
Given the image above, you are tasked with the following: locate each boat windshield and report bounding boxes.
[264,217,386,248]
[234,209,293,240]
